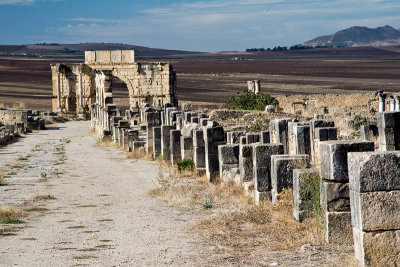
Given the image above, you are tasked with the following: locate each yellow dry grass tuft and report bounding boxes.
[0,172,6,186]
[0,206,22,224]
[126,150,152,161]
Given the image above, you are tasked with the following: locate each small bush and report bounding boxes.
[351,115,376,138]
[177,158,195,173]
[33,194,56,201]
[227,90,279,111]
[0,172,6,186]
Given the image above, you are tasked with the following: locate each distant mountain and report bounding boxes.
[304,25,400,47]
[0,43,202,58]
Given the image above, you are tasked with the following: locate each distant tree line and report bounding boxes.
[35,43,60,46]
[246,44,334,52]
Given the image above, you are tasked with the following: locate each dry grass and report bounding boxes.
[33,194,56,201]
[0,206,23,224]
[126,150,152,161]
[0,172,6,186]
[149,165,357,266]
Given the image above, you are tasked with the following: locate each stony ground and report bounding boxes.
[0,121,357,267]
[0,121,202,266]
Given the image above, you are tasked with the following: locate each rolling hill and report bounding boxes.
[0,43,202,59]
[304,25,400,47]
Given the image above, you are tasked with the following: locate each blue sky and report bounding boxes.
[0,0,399,52]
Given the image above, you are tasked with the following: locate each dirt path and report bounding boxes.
[0,121,201,266]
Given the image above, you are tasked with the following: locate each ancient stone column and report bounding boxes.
[389,96,395,111]
[57,70,61,112]
[378,93,386,112]
[395,96,400,111]
[78,66,84,115]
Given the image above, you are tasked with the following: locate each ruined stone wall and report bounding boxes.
[52,50,177,117]
[0,109,28,128]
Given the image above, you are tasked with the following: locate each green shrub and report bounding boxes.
[300,172,322,221]
[351,115,376,138]
[227,90,279,111]
[177,158,195,173]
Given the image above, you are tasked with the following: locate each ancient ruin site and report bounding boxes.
[0,46,399,266]
[1,1,400,266]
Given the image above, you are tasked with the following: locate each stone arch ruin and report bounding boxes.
[50,50,178,118]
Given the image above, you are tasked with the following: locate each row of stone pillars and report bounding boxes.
[378,92,400,112]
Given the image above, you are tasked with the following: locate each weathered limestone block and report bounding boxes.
[293,169,319,222]
[310,119,335,162]
[181,103,193,112]
[378,111,400,151]
[226,131,245,144]
[319,140,374,182]
[161,126,175,161]
[239,144,253,184]
[133,141,146,151]
[222,168,240,183]
[320,181,350,212]
[353,227,400,267]
[127,129,139,151]
[360,124,378,142]
[218,144,239,178]
[350,190,400,232]
[288,122,311,156]
[260,131,270,144]
[252,143,284,194]
[181,123,198,137]
[193,129,206,173]
[152,127,162,158]
[269,118,293,154]
[204,125,226,182]
[313,127,337,165]
[246,133,260,144]
[181,136,193,160]
[170,130,181,164]
[325,211,353,245]
[271,154,310,203]
[348,151,400,193]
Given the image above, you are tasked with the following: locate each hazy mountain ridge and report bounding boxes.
[0,43,202,58]
[304,25,400,47]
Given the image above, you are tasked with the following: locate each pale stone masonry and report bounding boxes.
[377,111,400,151]
[252,143,284,203]
[51,50,178,118]
[349,152,400,266]
[270,154,310,203]
[318,140,374,245]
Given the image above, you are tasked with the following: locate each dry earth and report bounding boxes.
[0,121,202,266]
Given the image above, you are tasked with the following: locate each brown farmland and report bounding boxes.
[0,46,399,110]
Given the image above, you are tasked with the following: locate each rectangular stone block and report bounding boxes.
[193,129,204,148]
[320,181,350,212]
[288,122,311,156]
[181,136,193,159]
[360,124,378,142]
[271,154,310,202]
[253,143,284,192]
[313,127,338,165]
[246,133,260,144]
[350,190,400,232]
[170,130,181,164]
[378,111,400,151]
[260,131,270,144]
[204,126,225,143]
[194,147,205,168]
[348,151,400,193]
[353,227,400,266]
[218,144,239,165]
[318,140,374,182]
[310,119,335,162]
[239,145,253,183]
[226,131,245,144]
[152,127,162,158]
[325,211,353,245]
[269,118,293,154]
[132,141,146,151]
[161,126,175,161]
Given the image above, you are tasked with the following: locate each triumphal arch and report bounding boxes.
[50,50,178,118]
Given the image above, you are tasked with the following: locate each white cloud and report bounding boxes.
[0,0,34,4]
[55,0,400,51]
